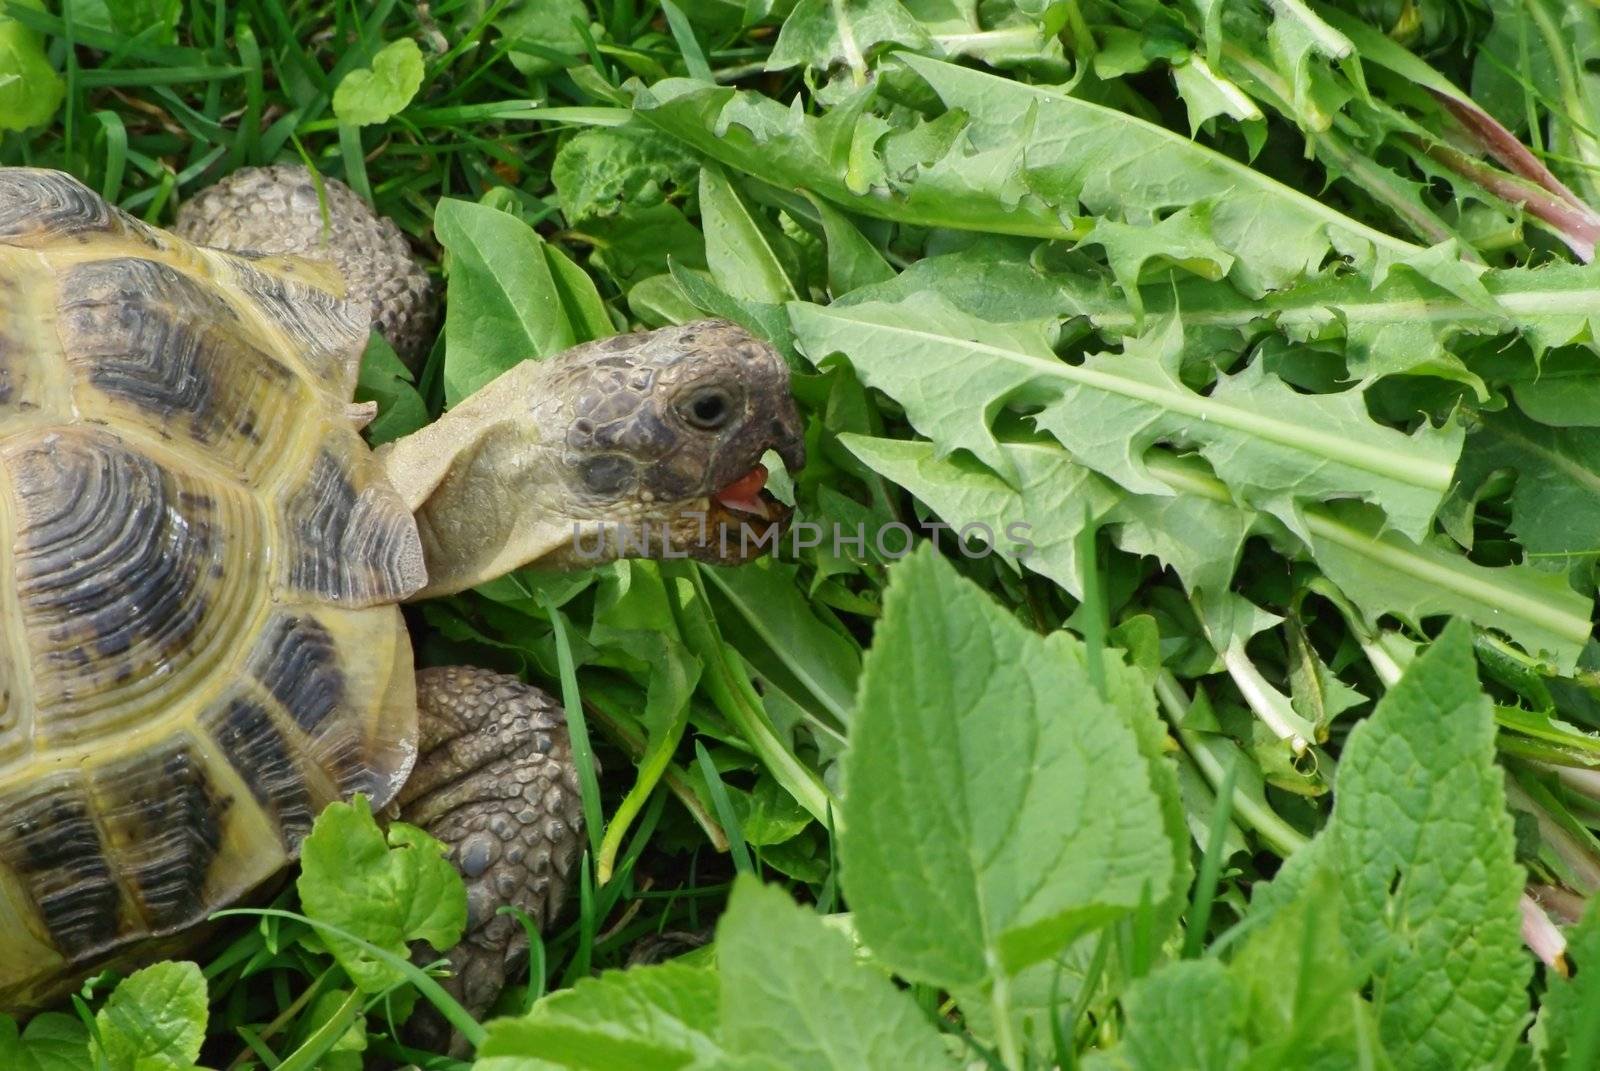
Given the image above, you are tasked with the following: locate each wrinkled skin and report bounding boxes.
[377,318,806,599]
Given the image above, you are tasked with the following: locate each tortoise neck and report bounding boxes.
[378,360,571,600]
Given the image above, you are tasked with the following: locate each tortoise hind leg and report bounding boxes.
[395,666,586,1051]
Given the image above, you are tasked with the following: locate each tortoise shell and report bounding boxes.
[0,169,426,1010]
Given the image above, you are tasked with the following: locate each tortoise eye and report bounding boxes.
[680,387,734,430]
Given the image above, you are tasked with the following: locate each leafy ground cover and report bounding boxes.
[5,0,1600,1067]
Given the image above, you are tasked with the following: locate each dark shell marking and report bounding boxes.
[200,691,316,846]
[0,777,121,958]
[227,260,368,389]
[56,257,305,482]
[4,429,265,743]
[280,449,426,605]
[245,612,377,802]
[0,169,162,251]
[248,613,345,734]
[91,737,226,933]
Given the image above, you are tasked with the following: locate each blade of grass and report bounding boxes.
[541,591,606,866]
[1183,756,1241,959]
[694,739,754,874]
[659,0,712,81]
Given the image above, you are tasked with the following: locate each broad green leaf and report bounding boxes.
[93,962,207,1071]
[702,558,861,725]
[717,878,960,1070]
[767,0,933,79]
[1089,869,1376,1071]
[790,293,1462,542]
[589,203,707,289]
[840,545,1181,992]
[544,243,615,343]
[1227,869,1376,1069]
[296,796,467,993]
[435,197,574,404]
[0,1013,90,1071]
[670,259,795,357]
[0,0,63,132]
[475,962,724,1068]
[332,39,424,127]
[355,332,427,446]
[496,0,589,76]
[1084,960,1247,1071]
[698,165,800,306]
[1262,621,1531,1069]
[629,272,702,326]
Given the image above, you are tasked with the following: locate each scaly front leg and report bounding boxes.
[397,665,585,1051]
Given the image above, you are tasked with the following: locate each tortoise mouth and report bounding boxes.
[690,497,792,563]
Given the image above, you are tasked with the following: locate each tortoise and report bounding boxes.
[0,165,804,1025]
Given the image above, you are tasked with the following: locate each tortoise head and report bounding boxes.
[545,320,806,562]
[379,320,807,599]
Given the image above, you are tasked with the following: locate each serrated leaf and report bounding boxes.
[297,796,467,993]
[717,878,960,1069]
[790,293,1462,542]
[894,53,1410,293]
[332,39,424,127]
[632,77,1069,236]
[1079,202,1234,321]
[841,243,1600,384]
[1171,53,1264,132]
[93,963,207,1071]
[838,434,1124,596]
[1306,500,1592,673]
[839,546,1181,996]
[1457,406,1600,579]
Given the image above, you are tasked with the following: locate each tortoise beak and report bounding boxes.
[769,397,806,476]
[775,430,806,476]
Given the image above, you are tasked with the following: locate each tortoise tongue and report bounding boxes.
[714,463,770,519]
